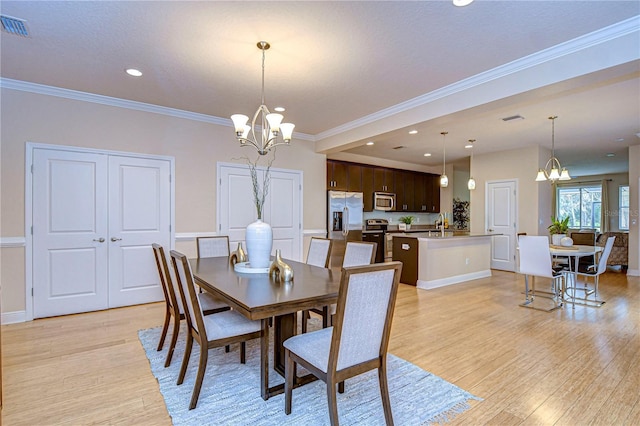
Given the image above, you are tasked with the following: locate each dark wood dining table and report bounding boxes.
[190,256,341,400]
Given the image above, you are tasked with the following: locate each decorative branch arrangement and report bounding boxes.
[244,149,275,220]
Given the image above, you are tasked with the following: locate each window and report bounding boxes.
[619,186,629,230]
[556,185,602,231]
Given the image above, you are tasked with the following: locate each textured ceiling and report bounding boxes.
[1,1,639,176]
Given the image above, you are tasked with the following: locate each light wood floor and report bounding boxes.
[2,269,639,425]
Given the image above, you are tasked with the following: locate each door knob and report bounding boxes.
[488,228,494,232]
[111,237,122,242]
[93,238,105,243]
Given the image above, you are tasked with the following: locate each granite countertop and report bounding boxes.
[390,232,493,239]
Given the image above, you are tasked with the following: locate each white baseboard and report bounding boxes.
[626,268,639,277]
[2,310,27,324]
[417,270,492,290]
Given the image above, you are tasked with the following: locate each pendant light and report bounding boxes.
[440,131,448,188]
[466,139,476,190]
[535,116,571,182]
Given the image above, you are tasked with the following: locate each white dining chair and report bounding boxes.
[283,262,402,425]
[518,235,565,312]
[196,236,230,258]
[170,250,263,410]
[342,241,377,268]
[575,235,615,300]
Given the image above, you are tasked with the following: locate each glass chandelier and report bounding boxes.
[440,131,449,187]
[231,41,295,155]
[536,116,571,182]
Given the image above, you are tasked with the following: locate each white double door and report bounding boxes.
[32,147,172,318]
[218,162,302,261]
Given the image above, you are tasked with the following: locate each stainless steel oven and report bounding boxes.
[363,219,388,263]
[373,192,396,211]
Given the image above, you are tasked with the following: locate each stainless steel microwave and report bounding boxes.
[373,192,396,211]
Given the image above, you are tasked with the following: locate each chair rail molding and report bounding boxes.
[0,237,26,248]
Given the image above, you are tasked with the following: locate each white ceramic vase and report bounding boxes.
[245,219,273,269]
[551,234,566,246]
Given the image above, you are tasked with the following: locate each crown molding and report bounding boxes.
[316,15,640,141]
[0,78,315,141]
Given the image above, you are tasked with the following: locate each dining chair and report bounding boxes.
[342,241,377,268]
[306,237,333,268]
[196,236,230,258]
[284,262,402,424]
[302,240,376,333]
[170,250,264,410]
[152,244,230,367]
[575,235,615,299]
[518,235,565,312]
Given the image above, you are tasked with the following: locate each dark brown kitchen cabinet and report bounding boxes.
[429,174,441,212]
[394,170,415,211]
[347,164,362,192]
[362,166,374,211]
[414,173,429,212]
[327,160,348,190]
[373,167,394,192]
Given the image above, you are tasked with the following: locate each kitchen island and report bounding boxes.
[392,233,493,289]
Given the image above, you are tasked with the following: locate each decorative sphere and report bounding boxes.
[560,237,573,247]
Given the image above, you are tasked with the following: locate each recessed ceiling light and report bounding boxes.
[615,138,624,142]
[408,130,418,135]
[423,153,431,157]
[274,107,285,112]
[125,68,142,77]
[606,153,615,157]
[366,141,374,146]
[453,0,474,6]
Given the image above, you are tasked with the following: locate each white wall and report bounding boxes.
[470,145,547,236]
[0,87,327,315]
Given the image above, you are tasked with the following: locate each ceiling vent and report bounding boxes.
[392,146,406,150]
[1,15,29,37]
[501,114,525,122]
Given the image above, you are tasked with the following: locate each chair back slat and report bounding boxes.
[342,241,376,267]
[306,237,332,268]
[170,250,204,337]
[153,244,184,314]
[197,236,230,258]
[329,262,401,372]
[518,236,554,279]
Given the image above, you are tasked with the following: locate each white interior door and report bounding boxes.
[31,145,173,318]
[263,170,301,260]
[218,163,302,261]
[33,149,109,318]
[486,180,517,271]
[108,156,170,307]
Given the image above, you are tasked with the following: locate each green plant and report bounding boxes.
[548,216,569,234]
[399,216,415,225]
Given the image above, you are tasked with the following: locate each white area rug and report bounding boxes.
[138,321,481,425]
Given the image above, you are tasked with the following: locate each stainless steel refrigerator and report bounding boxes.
[327,190,364,268]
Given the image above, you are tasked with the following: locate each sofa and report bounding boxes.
[597,232,628,269]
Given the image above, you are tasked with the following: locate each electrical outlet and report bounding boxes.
[465,257,470,265]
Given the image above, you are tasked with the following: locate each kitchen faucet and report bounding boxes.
[437,212,445,237]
